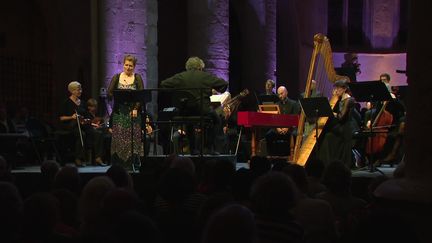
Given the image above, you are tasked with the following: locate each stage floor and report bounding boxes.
[11,157,397,178]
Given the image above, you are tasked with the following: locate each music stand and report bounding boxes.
[348,81,392,173]
[299,97,334,153]
[113,89,151,172]
[259,94,279,104]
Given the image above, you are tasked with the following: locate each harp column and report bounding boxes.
[187,0,229,81]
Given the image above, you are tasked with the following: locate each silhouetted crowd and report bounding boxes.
[1,153,426,243]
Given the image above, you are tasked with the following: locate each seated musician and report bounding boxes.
[83,98,107,166]
[142,111,161,155]
[264,79,276,95]
[317,80,359,168]
[363,73,406,166]
[265,86,300,156]
[160,56,228,155]
[220,89,250,154]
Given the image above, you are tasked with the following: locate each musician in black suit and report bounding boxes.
[265,86,300,156]
[160,56,228,155]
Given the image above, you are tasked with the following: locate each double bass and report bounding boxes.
[365,101,393,155]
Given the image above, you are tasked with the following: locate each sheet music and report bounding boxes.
[210,91,230,105]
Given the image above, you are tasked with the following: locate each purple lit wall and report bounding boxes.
[100,0,148,89]
[231,0,276,93]
[188,0,229,81]
[363,0,400,49]
[264,0,277,83]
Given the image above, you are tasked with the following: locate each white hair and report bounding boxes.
[185,57,205,71]
[68,81,81,92]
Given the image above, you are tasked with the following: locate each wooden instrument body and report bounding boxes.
[365,102,393,155]
[293,33,350,166]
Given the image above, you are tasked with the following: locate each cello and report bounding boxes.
[365,101,393,155]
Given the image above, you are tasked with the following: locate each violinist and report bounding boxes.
[83,98,107,166]
[59,81,87,167]
[221,89,249,154]
[143,112,157,155]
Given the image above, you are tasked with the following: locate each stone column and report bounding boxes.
[146,0,158,115]
[363,0,400,49]
[374,0,432,203]
[99,0,158,113]
[187,0,229,81]
[230,0,276,92]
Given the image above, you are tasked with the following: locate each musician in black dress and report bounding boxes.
[317,80,359,168]
[58,81,87,166]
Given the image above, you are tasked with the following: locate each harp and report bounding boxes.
[293,33,350,166]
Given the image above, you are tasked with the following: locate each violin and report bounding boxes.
[145,115,153,135]
[78,114,106,128]
[223,89,249,119]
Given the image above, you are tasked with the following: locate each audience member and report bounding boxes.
[0,182,23,242]
[284,164,339,243]
[202,204,258,243]
[317,160,367,239]
[250,172,304,243]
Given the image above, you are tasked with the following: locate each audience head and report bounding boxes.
[106,164,134,190]
[158,168,195,204]
[185,56,205,71]
[102,188,140,218]
[22,192,60,240]
[170,156,196,176]
[79,176,115,224]
[40,160,60,182]
[232,168,254,202]
[283,164,309,194]
[202,204,258,243]
[53,165,81,194]
[305,158,325,179]
[322,160,352,196]
[111,210,160,243]
[51,189,79,228]
[271,158,289,172]
[250,172,298,218]
[209,159,236,193]
[249,156,271,178]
